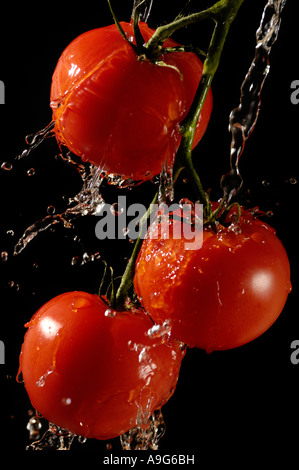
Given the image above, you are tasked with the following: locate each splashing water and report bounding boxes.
[25,410,165,451]
[16,121,55,160]
[26,422,76,451]
[13,162,105,255]
[120,410,166,450]
[27,412,43,441]
[158,164,174,204]
[131,0,154,22]
[221,0,287,202]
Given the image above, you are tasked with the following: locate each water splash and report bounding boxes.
[26,422,76,451]
[26,411,43,441]
[131,0,154,23]
[146,320,172,339]
[221,0,287,202]
[120,409,166,450]
[14,164,105,255]
[16,121,55,160]
[158,164,174,204]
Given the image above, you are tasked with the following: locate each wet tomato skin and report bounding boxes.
[19,291,184,439]
[50,22,213,181]
[134,209,291,351]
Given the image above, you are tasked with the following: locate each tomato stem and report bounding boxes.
[145,0,244,59]
[172,0,245,218]
[107,0,138,53]
[115,191,158,307]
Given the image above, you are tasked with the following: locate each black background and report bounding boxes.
[0,0,298,464]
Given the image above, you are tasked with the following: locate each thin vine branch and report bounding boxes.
[115,192,158,306]
[107,0,138,53]
[173,0,245,218]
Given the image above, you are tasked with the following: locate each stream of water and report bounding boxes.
[221,0,287,202]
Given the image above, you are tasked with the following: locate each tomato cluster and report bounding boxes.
[19,14,291,445]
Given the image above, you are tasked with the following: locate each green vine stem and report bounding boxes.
[115,192,158,307]
[145,0,244,60]
[113,0,245,308]
[172,0,245,218]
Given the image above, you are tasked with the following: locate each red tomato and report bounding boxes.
[134,208,291,351]
[18,291,184,439]
[50,22,213,182]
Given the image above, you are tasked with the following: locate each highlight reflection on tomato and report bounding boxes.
[50,22,213,182]
[18,291,185,439]
[134,207,292,351]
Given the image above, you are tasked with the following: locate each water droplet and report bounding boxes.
[93,252,101,260]
[266,210,274,217]
[61,397,72,406]
[289,177,297,185]
[47,205,56,215]
[27,168,35,176]
[110,202,124,216]
[179,198,193,207]
[82,252,91,264]
[1,251,8,262]
[71,256,80,266]
[36,378,45,388]
[79,251,101,265]
[27,414,43,440]
[158,165,174,204]
[8,280,15,288]
[16,370,24,383]
[146,320,172,339]
[128,340,137,352]
[63,220,73,229]
[104,308,116,318]
[228,222,242,235]
[1,161,13,171]
[36,367,54,387]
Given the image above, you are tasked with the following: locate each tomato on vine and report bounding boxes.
[134,206,291,351]
[50,21,212,182]
[18,291,185,439]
